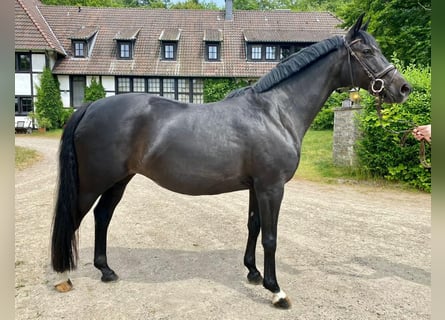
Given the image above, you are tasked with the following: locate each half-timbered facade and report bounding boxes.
[15,0,345,125]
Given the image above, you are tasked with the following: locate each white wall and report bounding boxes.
[31,53,46,72]
[15,74,32,95]
[101,76,115,92]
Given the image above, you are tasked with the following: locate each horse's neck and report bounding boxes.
[268,50,346,140]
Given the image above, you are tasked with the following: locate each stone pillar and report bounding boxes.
[333,102,362,167]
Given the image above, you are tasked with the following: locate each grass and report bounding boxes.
[294,130,360,182]
[15,146,41,171]
[295,130,418,191]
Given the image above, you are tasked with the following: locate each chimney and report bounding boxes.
[225,0,233,21]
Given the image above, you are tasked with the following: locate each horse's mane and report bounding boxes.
[225,35,344,99]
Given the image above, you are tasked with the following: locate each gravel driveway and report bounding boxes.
[15,136,431,320]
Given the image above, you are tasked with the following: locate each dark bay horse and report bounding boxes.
[51,14,411,308]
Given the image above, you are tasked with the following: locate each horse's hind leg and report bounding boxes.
[244,188,263,284]
[93,175,134,282]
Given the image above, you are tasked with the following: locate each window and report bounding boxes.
[15,96,33,115]
[118,42,132,59]
[251,45,262,60]
[192,79,203,104]
[71,76,86,107]
[133,78,145,92]
[280,46,291,60]
[117,77,131,93]
[162,78,175,99]
[162,43,176,60]
[73,41,87,57]
[266,46,276,60]
[178,79,190,102]
[148,78,160,95]
[15,53,31,72]
[206,43,220,61]
[115,77,202,103]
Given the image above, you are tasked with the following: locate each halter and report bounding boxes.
[344,37,396,99]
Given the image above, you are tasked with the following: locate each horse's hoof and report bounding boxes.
[101,271,119,282]
[54,279,73,293]
[247,272,263,285]
[272,290,291,309]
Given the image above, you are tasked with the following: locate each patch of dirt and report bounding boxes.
[15,136,431,319]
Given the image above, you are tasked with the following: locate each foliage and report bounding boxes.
[203,78,249,103]
[356,63,431,192]
[311,91,348,130]
[60,107,75,127]
[34,67,64,129]
[84,77,106,102]
[170,0,218,9]
[337,0,431,67]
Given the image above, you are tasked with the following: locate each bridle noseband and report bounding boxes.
[344,37,396,97]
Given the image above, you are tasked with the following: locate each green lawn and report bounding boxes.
[294,130,358,182]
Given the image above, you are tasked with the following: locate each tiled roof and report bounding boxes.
[243,29,334,43]
[70,25,98,40]
[204,29,223,42]
[15,0,66,55]
[16,1,345,78]
[114,28,141,41]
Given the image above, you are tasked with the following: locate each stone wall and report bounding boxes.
[333,106,362,166]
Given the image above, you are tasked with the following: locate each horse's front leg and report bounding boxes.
[256,182,291,309]
[244,188,263,284]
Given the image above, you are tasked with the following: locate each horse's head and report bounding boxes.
[344,13,411,104]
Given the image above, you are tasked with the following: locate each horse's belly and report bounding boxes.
[146,169,249,196]
[138,155,249,195]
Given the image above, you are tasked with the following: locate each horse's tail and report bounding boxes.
[51,103,91,273]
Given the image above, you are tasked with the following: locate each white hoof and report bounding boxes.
[272,290,291,309]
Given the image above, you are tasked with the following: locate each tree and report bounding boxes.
[337,0,431,66]
[84,77,106,102]
[34,67,64,129]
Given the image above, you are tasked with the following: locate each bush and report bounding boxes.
[34,67,64,129]
[203,78,249,103]
[356,63,431,192]
[84,77,106,102]
[60,107,75,127]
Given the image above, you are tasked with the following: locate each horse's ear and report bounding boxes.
[345,13,366,41]
[361,18,370,31]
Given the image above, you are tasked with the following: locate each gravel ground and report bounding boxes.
[15,136,431,320]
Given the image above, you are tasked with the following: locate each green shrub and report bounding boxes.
[60,107,75,127]
[356,63,431,192]
[203,78,249,103]
[84,77,106,102]
[34,67,64,129]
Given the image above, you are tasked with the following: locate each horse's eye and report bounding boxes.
[363,48,373,55]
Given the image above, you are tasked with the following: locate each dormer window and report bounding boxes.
[203,29,222,62]
[118,41,132,59]
[70,26,98,58]
[159,28,181,61]
[162,43,176,60]
[114,28,140,60]
[73,41,87,57]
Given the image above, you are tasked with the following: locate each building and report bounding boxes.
[15,0,344,126]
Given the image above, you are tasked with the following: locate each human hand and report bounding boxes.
[412,124,431,143]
